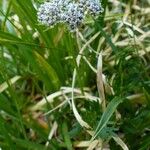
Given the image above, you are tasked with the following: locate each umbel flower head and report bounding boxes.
[79,0,103,15]
[61,2,85,31]
[37,0,103,31]
[86,0,104,15]
[37,2,60,26]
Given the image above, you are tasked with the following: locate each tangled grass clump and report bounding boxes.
[0,0,150,149]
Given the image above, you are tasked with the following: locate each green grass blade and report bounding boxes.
[13,138,47,150]
[62,122,73,150]
[92,97,124,140]
[34,51,60,89]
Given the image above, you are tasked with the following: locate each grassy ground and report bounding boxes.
[0,0,150,149]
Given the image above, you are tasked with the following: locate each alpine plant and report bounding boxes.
[37,0,103,31]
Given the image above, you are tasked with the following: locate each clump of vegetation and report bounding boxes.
[0,0,150,149]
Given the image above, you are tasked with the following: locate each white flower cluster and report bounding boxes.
[37,0,103,31]
[79,0,103,15]
[86,0,104,16]
[61,2,84,31]
[37,2,60,26]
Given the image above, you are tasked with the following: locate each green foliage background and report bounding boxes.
[0,0,150,149]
